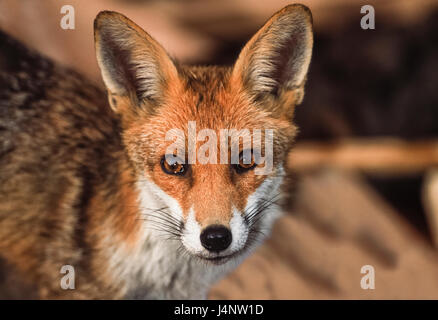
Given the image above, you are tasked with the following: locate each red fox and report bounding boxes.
[0,4,313,299]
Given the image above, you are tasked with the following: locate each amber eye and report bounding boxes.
[233,150,257,174]
[161,155,187,176]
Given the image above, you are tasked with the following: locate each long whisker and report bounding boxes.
[142,220,181,235]
[245,197,275,222]
[245,193,281,227]
[138,206,184,241]
[140,213,181,229]
[250,199,280,227]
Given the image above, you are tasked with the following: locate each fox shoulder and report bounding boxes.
[0,29,127,298]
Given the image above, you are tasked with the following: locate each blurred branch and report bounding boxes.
[423,169,438,248]
[289,138,438,175]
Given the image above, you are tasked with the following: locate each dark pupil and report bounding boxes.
[170,163,180,172]
[162,155,186,176]
[240,154,253,167]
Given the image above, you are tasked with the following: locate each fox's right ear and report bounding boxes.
[231,4,313,113]
[94,11,179,113]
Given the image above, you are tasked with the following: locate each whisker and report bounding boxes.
[136,206,185,241]
[141,213,181,228]
[245,197,274,222]
[245,193,281,226]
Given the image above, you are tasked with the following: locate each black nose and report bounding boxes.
[200,225,232,252]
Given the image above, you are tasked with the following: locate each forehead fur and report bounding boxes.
[124,65,297,167]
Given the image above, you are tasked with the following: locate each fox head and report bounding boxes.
[94,5,313,265]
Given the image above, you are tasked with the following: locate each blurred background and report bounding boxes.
[1,0,438,299]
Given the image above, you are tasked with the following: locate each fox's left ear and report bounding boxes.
[231,4,313,113]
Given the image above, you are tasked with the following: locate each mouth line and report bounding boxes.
[196,252,237,264]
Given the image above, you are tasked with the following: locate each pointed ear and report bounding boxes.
[94,11,179,112]
[231,4,313,107]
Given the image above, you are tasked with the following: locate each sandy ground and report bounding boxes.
[211,170,438,299]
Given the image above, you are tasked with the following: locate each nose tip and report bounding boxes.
[200,225,232,252]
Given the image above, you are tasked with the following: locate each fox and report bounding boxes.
[0,4,313,299]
